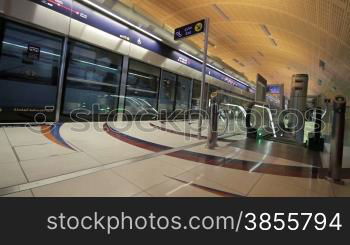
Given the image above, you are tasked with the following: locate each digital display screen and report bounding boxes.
[267,85,281,94]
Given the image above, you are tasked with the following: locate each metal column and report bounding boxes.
[117,55,130,121]
[328,96,346,184]
[289,74,309,144]
[307,107,325,151]
[55,37,69,123]
[198,18,210,139]
[207,92,218,149]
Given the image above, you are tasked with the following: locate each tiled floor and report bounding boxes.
[0,121,349,197]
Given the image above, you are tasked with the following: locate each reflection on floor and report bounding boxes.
[0,120,349,197]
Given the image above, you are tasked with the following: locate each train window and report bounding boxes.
[175,76,192,111]
[63,40,123,117]
[125,59,160,116]
[158,70,176,113]
[0,21,63,122]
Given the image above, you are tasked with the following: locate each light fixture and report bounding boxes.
[260,24,272,36]
[252,57,261,66]
[227,36,237,44]
[270,38,278,47]
[212,4,230,21]
[319,59,326,71]
[258,51,264,57]
[179,49,202,63]
[2,41,61,57]
[254,104,277,137]
[72,59,118,71]
[208,40,216,48]
[129,72,153,79]
[79,0,163,42]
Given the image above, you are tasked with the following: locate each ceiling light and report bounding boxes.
[227,36,237,44]
[258,51,264,57]
[79,0,163,42]
[212,4,230,21]
[252,57,261,65]
[261,24,272,36]
[319,59,326,71]
[270,38,278,46]
[208,40,216,48]
[179,49,203,63]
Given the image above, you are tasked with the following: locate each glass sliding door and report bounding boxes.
[209,84,221,95]
[0,21,63,123]
[191,80,201,110]
[62,40,123,119]
[125,59,160,119]
[158,70,176,114]
[175,75,192,111]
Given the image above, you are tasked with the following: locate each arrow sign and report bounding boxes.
[174,19,206,40]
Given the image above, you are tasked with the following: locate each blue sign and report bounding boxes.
[267,85,281,94]
[174,19,205,40]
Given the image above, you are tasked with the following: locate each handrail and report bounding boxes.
[246,102,277,138]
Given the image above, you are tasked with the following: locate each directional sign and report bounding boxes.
[174,19,206,40]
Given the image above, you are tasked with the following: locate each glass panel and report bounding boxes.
[159,70,176,113]
[125,59,160,116]
[209,84,220,95]
[218,94,249,137]
[0,21,63,122]
[175,76,192,111]
[191,80,201,110]
[345,107,350,147]
[344,107,350,167]
[63,40,123,116]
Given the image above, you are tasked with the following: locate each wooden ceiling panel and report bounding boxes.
[120,0,350,97]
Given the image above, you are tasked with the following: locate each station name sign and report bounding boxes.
[174,19,205,40]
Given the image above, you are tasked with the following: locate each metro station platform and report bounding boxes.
[1,121,349,197]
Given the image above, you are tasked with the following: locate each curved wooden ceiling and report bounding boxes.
[120,0,350,98]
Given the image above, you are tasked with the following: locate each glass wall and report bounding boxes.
[209,84,221,96]
[175,75,192,111]
[0,19,251,123]
[62,40,123,117]
[158,70,176,113]
[191,80,201,110]
[0,20,63,122]
[125,59,160,116]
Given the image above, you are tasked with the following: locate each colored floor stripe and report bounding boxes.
[150,123,206,139]
[104,123,350,179]
[150,122,242,142]
[165,175,242,197]
[41,124,76,151]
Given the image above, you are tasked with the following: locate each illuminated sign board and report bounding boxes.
[267,85,281,94]
[174,19,205,40]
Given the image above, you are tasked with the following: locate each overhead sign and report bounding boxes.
[174,19,205,40]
